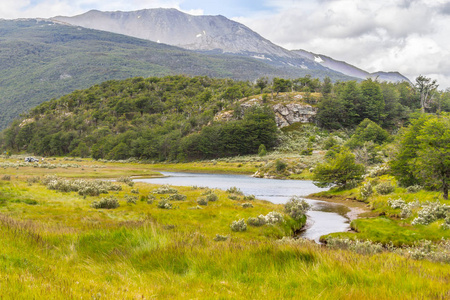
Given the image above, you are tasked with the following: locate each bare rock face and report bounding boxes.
[214,100,317,128]
[273,103,317,127]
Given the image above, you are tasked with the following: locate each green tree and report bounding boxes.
[359,78,385,123]
[415,75,438,113]
[415,117,450,199]
[345,118,390,149]
[313,148,365,188]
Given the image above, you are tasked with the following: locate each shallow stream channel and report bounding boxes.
[136,171,359,242]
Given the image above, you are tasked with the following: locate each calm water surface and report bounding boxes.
[136,172,351,242]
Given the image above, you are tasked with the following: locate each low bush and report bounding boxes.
[247,215,266,227]
[264,211,284,224]
[157,198,172,209]
[359,181,373,201]
[117,176,134,187]
[213,234,229,241]
[125,195,138,204]
[412,201,450,225]
[242,203,253,208]
[197,197,208,206]
[243,194,255,201]
[226,186,243,195]
[375,182,395,195]
[205,193,218,202]
[406,185,423,193]
[168,194,187,201]
[284,196,310,220]
[91,196,120,209]
[153,185,178,194]
[230,219,247,232]
[1,175,11,181]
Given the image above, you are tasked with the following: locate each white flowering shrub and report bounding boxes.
[441,216,450,230]
[388,198,419,219]
[44,176,121,196]
[91,196,120,209]
[230,219,247,232]
[247,215,266,227]
[359,181,374,201]
[153,185,178,194]
[264,211,284,224]
[412,201,450,225]
[326,237,383,255]
[284,196,311,221]
[367,165,390,177]
[157,198,172,209]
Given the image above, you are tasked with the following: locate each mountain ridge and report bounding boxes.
[52,8,410,83]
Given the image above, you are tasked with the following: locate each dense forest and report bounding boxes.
[1,74,449,161]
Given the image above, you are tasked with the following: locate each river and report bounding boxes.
[135,171,352,242]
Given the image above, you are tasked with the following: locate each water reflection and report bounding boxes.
[136,172,351,242]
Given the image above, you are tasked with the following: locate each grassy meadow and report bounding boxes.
[1,157,449,299]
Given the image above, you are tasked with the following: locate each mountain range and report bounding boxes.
[53,8,409,83]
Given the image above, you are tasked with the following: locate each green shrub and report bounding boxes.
[406,185,422,193]
[243,194,255,201]
[359,181,374,201]
[125,195,138,204]
[153,185,178,194]
[197,197,208,206]
[168,194,187,201]
[91,196,120,209]
[258,144,267,156]
[213,234,229,241]
[284,196,310,220]
[230,219,247,232]
[117,176,134,187]
[242,203,253,208]
[375,182,395,195]
[275,159,287,172]
[226,186,243,195]
[1,175,11,181]
[247,215,266,227]
[205,193,218,202]
[157,198,172,209]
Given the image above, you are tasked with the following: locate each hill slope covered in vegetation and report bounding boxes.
[0,19,353,130]
[1,75,279,160]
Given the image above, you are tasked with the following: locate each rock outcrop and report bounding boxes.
[214,96,317,128]
[272,103,316,127]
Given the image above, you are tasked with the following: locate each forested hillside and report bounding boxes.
[0,76,278,160]
[3,74,450,161]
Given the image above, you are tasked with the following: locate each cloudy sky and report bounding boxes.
[1,0,450,88]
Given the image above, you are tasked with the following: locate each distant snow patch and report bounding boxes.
[196,33,202,38]
[137,16,141,19]
[157,40,160,43]
[314,56,324,63]
[300,65,308,69]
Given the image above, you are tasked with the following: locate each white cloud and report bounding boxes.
[235,0,450,87]
[1,0,449,88]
